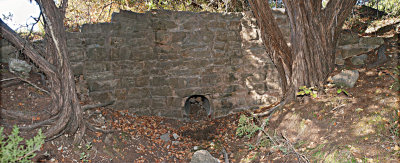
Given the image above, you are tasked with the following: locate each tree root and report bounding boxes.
[82,101,115,111]
[1,109,50,121]
[251,97,289,119]
[281,132,310,163]
[85,121,115,134]
[18,116,58,131]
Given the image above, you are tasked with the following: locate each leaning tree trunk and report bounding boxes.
[249,0,357,99]
[0,0,84,143]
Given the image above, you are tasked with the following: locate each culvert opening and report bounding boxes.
[183,95,211,120]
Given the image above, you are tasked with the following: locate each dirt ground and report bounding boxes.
[1,7,399,163]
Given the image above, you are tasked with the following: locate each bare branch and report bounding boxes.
[0,19,57,75]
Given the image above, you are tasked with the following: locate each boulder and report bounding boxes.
[8,58,32,76]
[351,54,368,65]
[330,70,359,88]
[190,150,219,163]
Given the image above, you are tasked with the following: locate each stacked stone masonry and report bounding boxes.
[66,9,288,119]
[2,9,382,119]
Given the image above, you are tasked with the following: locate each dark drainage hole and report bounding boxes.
[184,95,211,120]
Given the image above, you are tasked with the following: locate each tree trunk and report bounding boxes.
[0,0,84,143]
[249,0,357,99]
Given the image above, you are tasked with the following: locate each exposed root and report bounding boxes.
[85,121,115,134]
[82,101,115,111]
[18,116,58,131]
[1,109,49,121]
[251,97,289,119]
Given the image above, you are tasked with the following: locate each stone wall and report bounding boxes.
[66,10,285,119]
[1,9,384,119]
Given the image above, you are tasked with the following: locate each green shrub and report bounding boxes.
[0,126,45,162]
[236,115,262,138]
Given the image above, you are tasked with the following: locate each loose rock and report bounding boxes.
[190,150,219,163]
[331,70,359,88]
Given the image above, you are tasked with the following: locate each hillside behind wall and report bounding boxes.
[65,9,287,119]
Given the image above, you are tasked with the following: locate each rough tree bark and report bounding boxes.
[249,0,357,100]
[0,0,84,143]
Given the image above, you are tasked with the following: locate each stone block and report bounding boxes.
[89,91,114,103]
[85,71,114,81]
[127,87,150,99]
[166,96,183,108]
[175,88,197,97]
[115,89,128,100]
[135,76,150,87]
[150,76,168,86]
[71,63,84,76]
[338,32,359,46]
[85,62,111,72]
[351,54,368,65]
[150,86,172,96]
[359,37,384,47]
[216,32,228,41]
[168,78,186,89]
[81,24,102,33]
[171,32,187,43]
[117,77,135,88]
[155,31,172,44]
[214,41,226,50]
[67,38,84,47]
[84,37,105,47]
[207,21,226,31]
[88,80,117,92]
[87,47,109,61]
[228,21,241,31]
[69,49,85,62]
[127,98,152,109]
[200,75,218,86]
[153,20,178,30]
[186,77,200,87]
[110,37,125,48]
[151,97,166,108]
[338,46,370,59]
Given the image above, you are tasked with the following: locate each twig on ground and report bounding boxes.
[82,101,115,111]
[0,77,18,82]
[17,76,50,95]
[331,104,345,111]
[281,132,310,163]
[16,145,42,162]
[222,147,229,163]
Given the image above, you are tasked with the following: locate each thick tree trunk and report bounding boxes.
[284,0,356,89]
[0,0,84,143]
[249,0,357,98]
